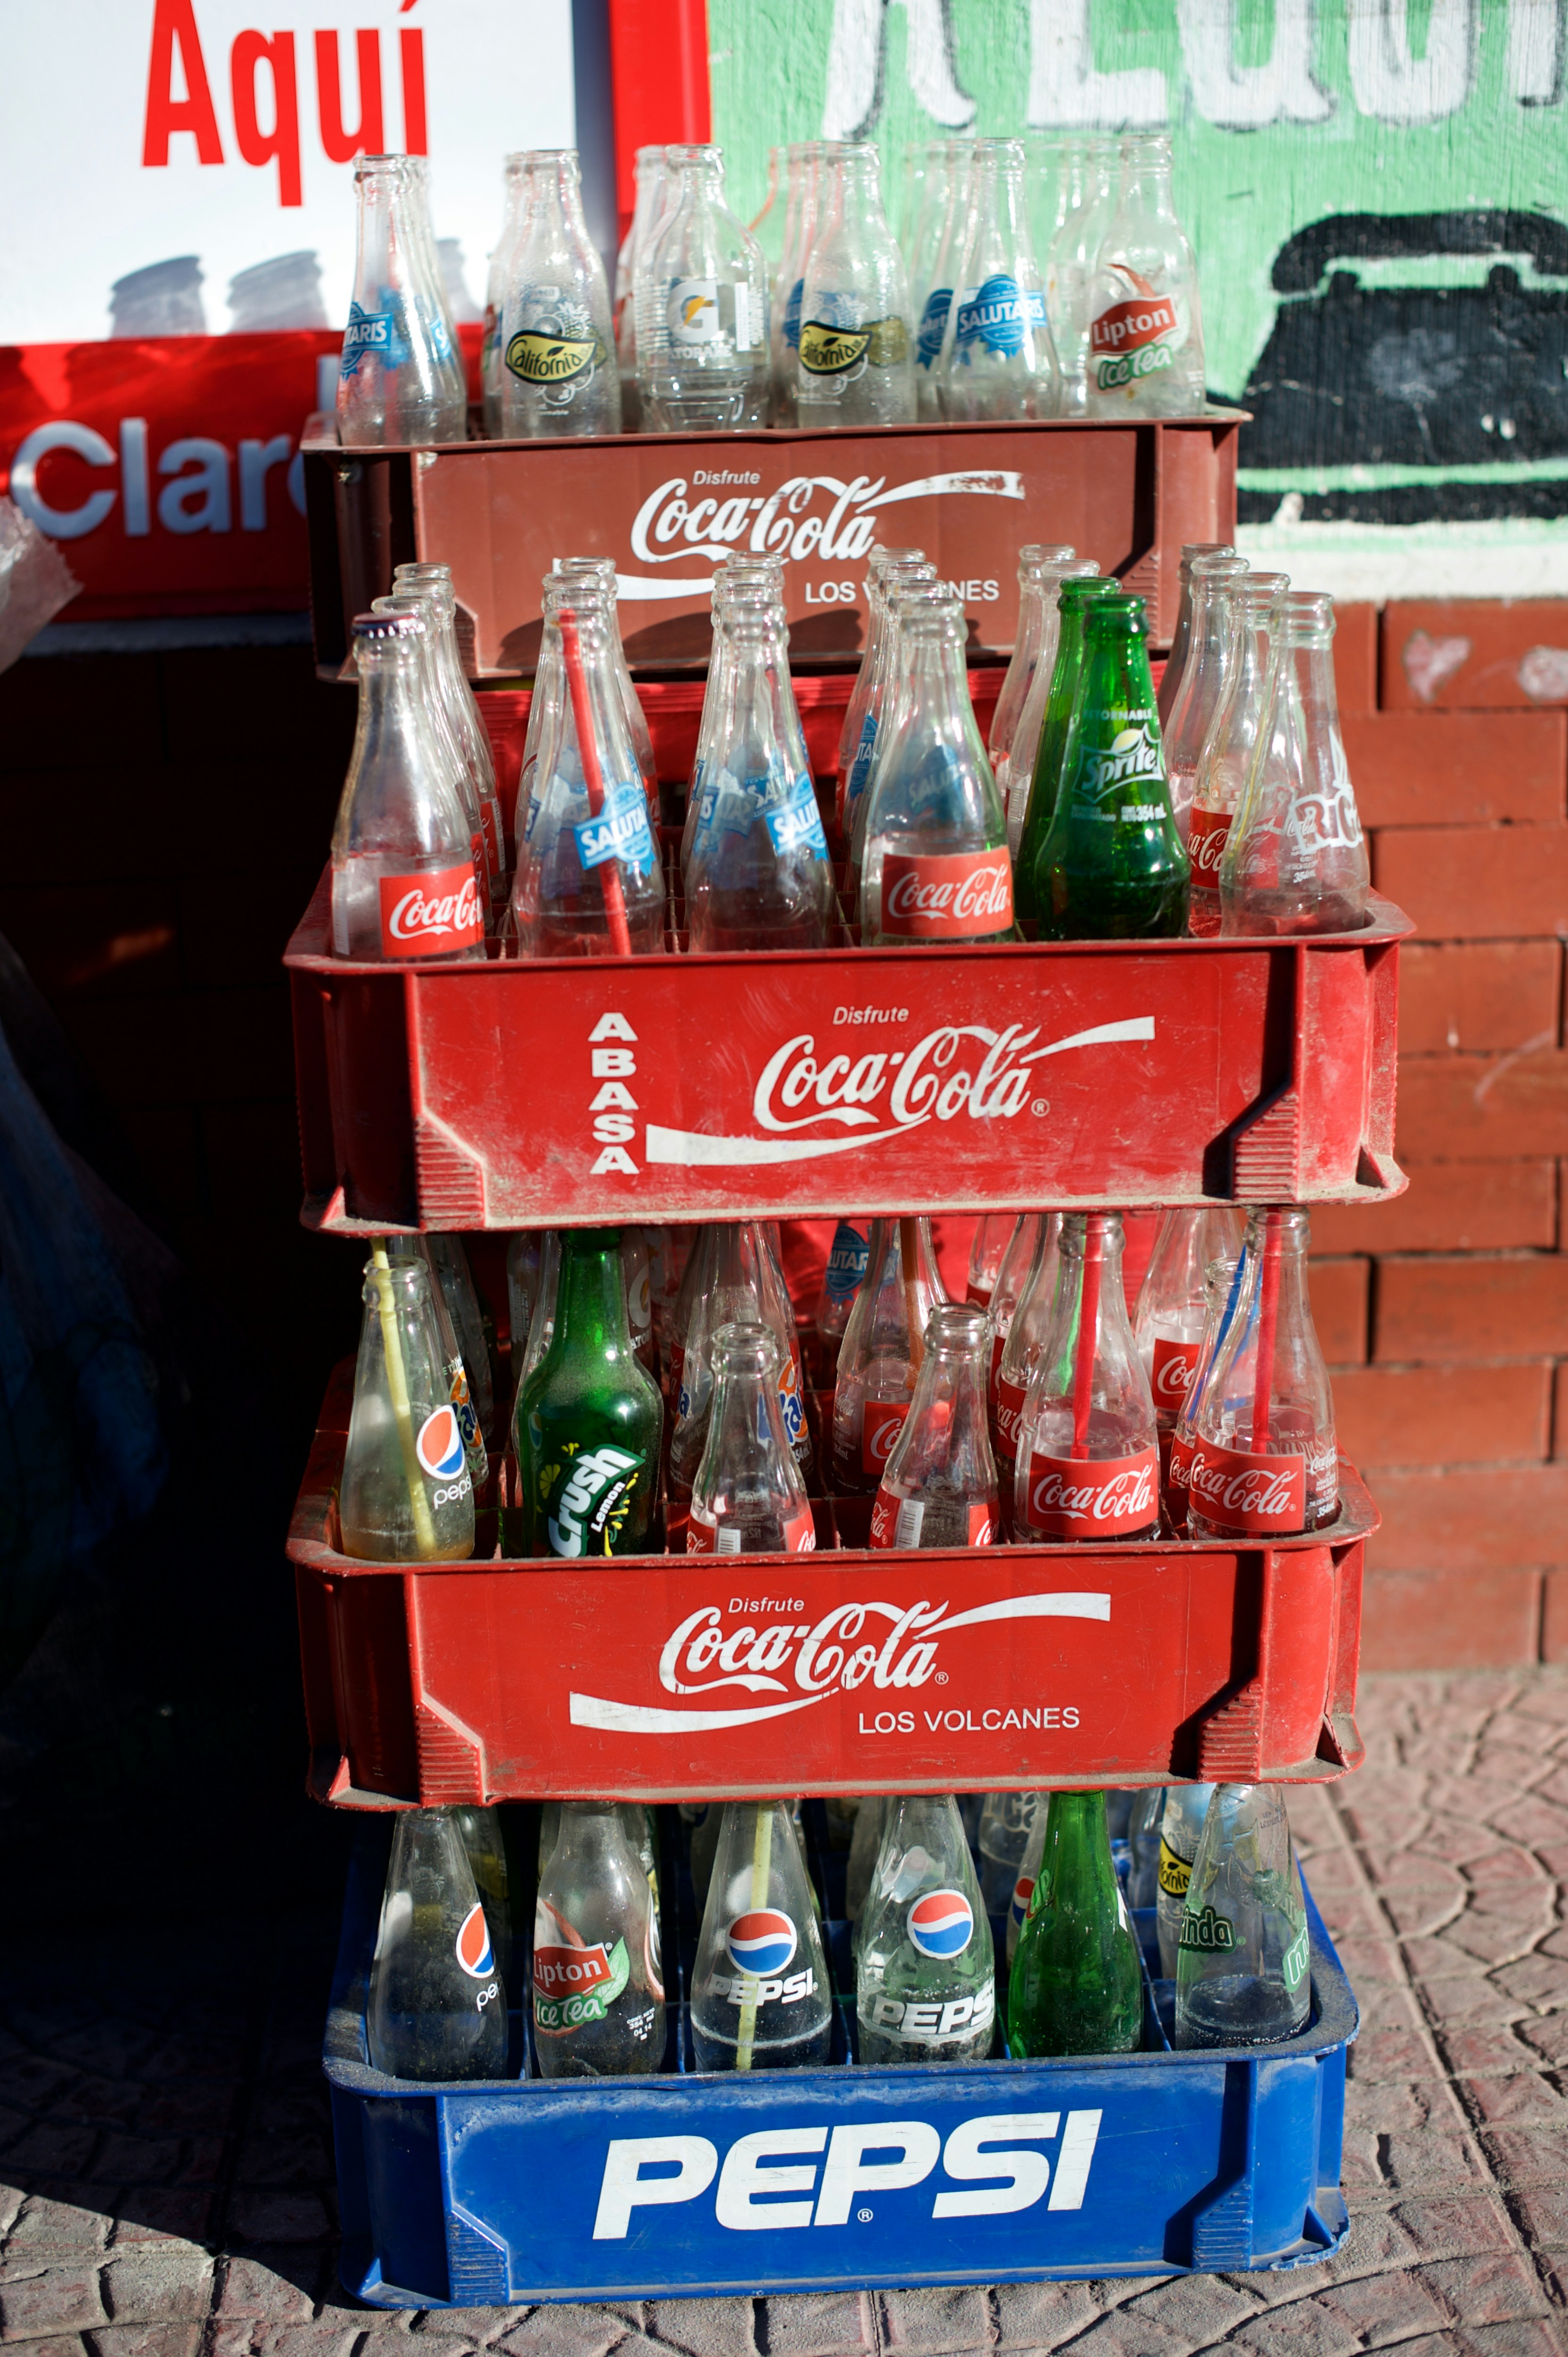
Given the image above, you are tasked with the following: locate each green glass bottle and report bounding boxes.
[1007,1789,1143,2057]
[517,1228,665,1558]
[1027,594,1189,940]
[1013,576,1118,925]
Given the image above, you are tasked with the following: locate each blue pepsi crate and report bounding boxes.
[326,1806,1355,2304]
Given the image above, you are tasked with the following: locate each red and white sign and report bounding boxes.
[1150,1335,1200,1414]
[1186,1441,1306,1535]
[862,1397,910,1477]
[1188,807,1231,880]
[878,849,1014,942]
[1020,1448,1160,1541]
[378,863,482,959]
[1090,294,1180,357]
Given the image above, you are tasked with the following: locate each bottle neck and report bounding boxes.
[554,1231,632,1355]
[1042,1789,1115,1885]
[352,641,430,779]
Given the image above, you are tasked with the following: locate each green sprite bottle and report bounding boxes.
[1026,593,1189,940]
[1013,576,1118,925]
[1007,1788,1143,2057]
[517,1227,664,1558]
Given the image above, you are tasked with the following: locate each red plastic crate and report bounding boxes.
[290,1363,1368,1809]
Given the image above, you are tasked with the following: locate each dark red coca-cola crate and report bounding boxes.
[284,875,1410,1234]
[289,1364,1368,1810]
[301,409,1243,680]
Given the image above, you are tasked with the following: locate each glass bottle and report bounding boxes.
[1155,1780,1217,1978]
[452,1804,512,1993]
[1175,1785,1311,2049]
[638,144,770,430]
[990,1213,1063,1528]
[1158,541,1238,727]
[937,139,1058,421]
[857,1795,995,2064]
[771,140,824,427]
[846,1793,886,1936]
[1025,593,1189,942]
[838,556,937,840]
[482,153,531,436]
[1133,1207,1245,1456]
[1046,139,1117,417]
[681,575,776,878]
[1125,1787,1164,1913]
[977,1789,1045,1916]
[1187,1207,1337,1540]
[1011,575,1118,916]
[913,139,975,419]
[688,1321,817,1555]
[616,144,669,428]
[985,1211,1045,1390]
[516,1228,562,1404]
[367,1808,506,2079]
[425,1233,495,1447]
[330,614,483,963]
[989,546,1076,836]
[1008,1791,1142,2057]
[386,1236,489,1488]
[797,144,915,428]
[368,595,493,915]
[1086,135,1206,418]
[515,1227,665,1558]
[338,155,468,446]
[1161,552,1250,843]
[846,578,954,890]
[533,1800,665,2076]
[1187,575,1289,930]
[668,1223,811,1500]
[391,562,506,899]
[857,600,1014,947]
[869,1304,999,1549]
[1221,593,1371,937]
[1166,1249,1244,1533]
[815,1219,872,1360]
[1026,132,1075,291]
[1007,1799,1049,1964]
[341,1250,476,1562]
[500,149,620,438]
[690,1801,833,2070]
[545,557,657,814]
[966,1213,1016,1308]
[1002,557,1101,856]
[1012,1212,1160,1544]
[831,1217,946,1494]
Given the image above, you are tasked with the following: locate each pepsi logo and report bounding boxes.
[454,1901,495,1979]
[1010,1874,1035,1929]
[907,1887,975,1959]
[725,1909,797,1979]
[417,1405,466,1481]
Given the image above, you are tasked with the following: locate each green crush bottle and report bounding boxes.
[1007,1789,1143,2057]
[1025,593,1190,940]
[1013,576,1118,924]
[517,1228,665,1558]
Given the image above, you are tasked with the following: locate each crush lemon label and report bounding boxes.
[505,328,604,385]
[799,315,909,374]
[540,1441,648,1557]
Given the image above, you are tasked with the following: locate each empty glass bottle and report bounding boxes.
[985,1212,1046,1389]
[1187,574,1289,928]
[1158,541,1238,726]
[368,1808,506,2078]
[1161,552,1249,843]
[1009,1790,1142,2057]
[1011,575,1118,912]
[682,566,788,872]
[533,1801,665,2076]
[1166,1249,1244,1531]
[1175,1785,1311,2048]
[857,1795,995,2063]
[1155,1780,1217,1978]
[1012,1212,1160,1544]
[846,1793,887,1936]
[669,1223,811,1499]
[1007,1797,1049,1964]
[392,561,506,892]
[815,1219,872,1358]
[515,1227,665,1558]
[1125,1786,1164,1912]
[367,595,493,917]
[1133,1207,1245,1456]
[937,139,1058,420]
[341,1250,476,1563]
[870,1305,999,1549]
[482,153,531,436]
[452,1804,512,1991]
[771,141,824,426]
[638,145,769,430]
[797,145,915,428]
[1086,136,1206,418]
[977,1788,1045,1916]
[516,1228,562,1407]
[688,1322,817,1555]
[1025,133,1076,295]
[1221,593,1370,937]
[913,139,975,417]
[386,1236,489,1488]
[831,1216,947,1493]
[425,1233,495,1447]
[338,154,468,446]
[615,145,669,428]
[1187,1207,1338,1541]
[1002,557,1101,854]
[838,555,937,839]
[500,149,620,438]
[966,1213,1016,1309]
[690,1801,833,2070]
[989,546,1076,839]
[990,1213,1063,1527]
[1046,139,1116,416]
[543,557,657,814]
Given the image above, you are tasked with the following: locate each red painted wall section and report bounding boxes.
[608,0,711,238]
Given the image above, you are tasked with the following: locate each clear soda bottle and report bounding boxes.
[669,1223,811,1499]
[797,144,915,428]
[546,558,657,815]
[838,556,937,839]
[1025,133,1075,288]
[1046,139,1116,416]
[846,578,953,888]
[846,1794,886,1940]
[1187,1207,1338,1540]
[482,153,531,436]
[501,149,620,437]
[1175,1785,1311,2048]
[1166,1249,1243,1532]
[391,561,507,894]
[815,1219,872,1360]
[1012,1212,1160,1544]
[937,139,1058,420]
[1001,557,1100,856]
[1160,552,1249,842]
[771,140,825,426]
[1221,593,1370,937]
[427,1233,495,1445]
[368,1809,507,2079]
[1011,575,1118,911]
[1008,1791,1142,2057]
[533,1801,665,2076]
[1125,1787,1164,1912]
[615,145,669,429]
[386,1236,490,1489]
[1006,1797,1049,1964]
[1187,575,1289,928]
[857,1796,995,2064]
[691,1801,833,2070]
[451,1804,511,1992]
[1156,1781,1217,1976]
[1086,136,1206,417]
[990,1214,1063,1526]
[858,600,1014,947]
[621,1226,661,1386]
[682,569,786,875]
[989,547,1076,844]
[831,1217,946,1494]
[341,1249,475,1562]
[977,1789,1044,1916]
[1133,1207,1245,1459]
[639,145,770,430]
[688,1321,817,1554]
[966,1214,1014,1309]
[984,1212,1046,1390]
[515,1229,561,1407]
[338,155,468,446]
[870,1304,999,1548]
[913,139,975,419]
[1158,542,1238,727]
[368,595,493,917]
[330,613,484,963]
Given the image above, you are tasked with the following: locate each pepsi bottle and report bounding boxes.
[690,1801,833,2070]
[368,1809,507,2080]
[856,1795,995,2064]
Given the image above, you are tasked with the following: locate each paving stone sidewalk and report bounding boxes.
[3,1671,1568,2356]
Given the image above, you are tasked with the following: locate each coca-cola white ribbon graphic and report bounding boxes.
[645,1014,1154,1169]
[1186,1442,1305,1535]
[1021,1449,1159,1541]
[567,1591,1110,1734]
[378,863,483,959]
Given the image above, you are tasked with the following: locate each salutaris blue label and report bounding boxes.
[783,278,805,351]
[915,286,952,370]
[574,784,657,876]
[953,275,1048,358]
[824,1222,870,1300]
[341,300,394,376]
[764,777,829,858]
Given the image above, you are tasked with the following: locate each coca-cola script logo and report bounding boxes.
[623,469,1024,597]
[378,864,483,960]
[881,849,1014,940]
[862,1398,910,1475]
[992,1374,1028,1462]
[1150,1337,1200,1411]
[1186,1442,1305,1535]
[567,1591,1110,1735]
[1021,1449,1159,1541]
[1188,807,1230,879]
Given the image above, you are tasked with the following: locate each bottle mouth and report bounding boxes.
[924,1304,989,1353]
[352,610,422,642]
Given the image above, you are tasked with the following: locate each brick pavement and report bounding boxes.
[3,1672,1568,2355]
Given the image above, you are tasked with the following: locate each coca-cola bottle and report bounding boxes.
[638,144,769,429]
[1158,542,1238,727]
[989,547,1076,842]
[1187,1207,1337,1540]
[857,599,1015,947]
[839,558,939,840]
[341,1249,476,1563]
[836,548,929,832]
[391,562,506,895]
[1166,1248,1244,1532]
[482,153,530,436]
[1045,139,1116,416]
[669,1224,811,1499]
[689,1320,817,1554]
[771,140,825,427]
[1086,136,1205,417]
[815,1219,872,1360]
[937,139,1058,421]
[338,155,468,446]
[990,1214,1063,1525]
[1220,593,1371,937]
[1011,575,1117,913]
[500,149,620,437]
[1187,574,1289,931]
[831,1217,946,1493]
[797,145,915,428]
[1133,1207,1245,1466]
[369,593,493,912]
[1161,552,1250,843]
[330,613,484,963]
[985,1212,1046,1389]
[1013,1212,1160,1543]
[870,1306,999,1548]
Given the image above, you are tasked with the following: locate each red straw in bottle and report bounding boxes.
[1070,1214,1104,1458]
[1251,1210,1282,1451]
[558,605,633,958]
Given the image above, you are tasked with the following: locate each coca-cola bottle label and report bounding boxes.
[862,1397,910,1476]
[378,863,484,959]
[878,849,1014,940]
[1089,287,1186,392]
[688,1508,817,1555]
[869,1491,993,1548]
[1166,1428,1194,1518]
[1186,1441,1305,1535]
[1305,1434,1339,1524]
[991,1375,1028,1467]
[1021,1447,1160,1540]
[1150,1336,1200,1422]
[1188,805,1230,881]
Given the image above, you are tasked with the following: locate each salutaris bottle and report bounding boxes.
[338,154,468,446]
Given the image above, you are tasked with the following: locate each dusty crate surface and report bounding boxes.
[2,1669,1568,2346]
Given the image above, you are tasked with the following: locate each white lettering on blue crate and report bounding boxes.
[591,2110,1102,2239]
